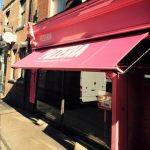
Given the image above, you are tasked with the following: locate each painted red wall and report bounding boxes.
[29,70,37,104]
[113,68,150,150]
[112,73,127,150]
[128,69,150,149]
[29,0,150,49]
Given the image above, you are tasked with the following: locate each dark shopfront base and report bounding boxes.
[36,100,111,150]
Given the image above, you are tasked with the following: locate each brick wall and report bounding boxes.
[4,0,12,7]
[2,0,51,108]
[37,0,50,22]
[3,0,30,101]
[2,0,88,106]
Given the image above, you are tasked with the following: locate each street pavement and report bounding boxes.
[0,101,73,150]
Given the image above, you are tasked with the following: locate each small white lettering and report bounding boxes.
[39,33,52,42]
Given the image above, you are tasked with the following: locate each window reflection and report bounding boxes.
[37,71,112,149]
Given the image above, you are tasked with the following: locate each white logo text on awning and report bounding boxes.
[38,44,89,60]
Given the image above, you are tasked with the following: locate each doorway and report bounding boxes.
[127,69,150,150]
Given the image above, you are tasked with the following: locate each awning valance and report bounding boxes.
[12,32,149,73]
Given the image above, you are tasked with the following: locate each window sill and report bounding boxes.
[15,26,25,32]
[8,79,16,84]
[8,79,24,85]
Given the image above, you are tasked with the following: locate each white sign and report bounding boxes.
[3,32,17,43]
[38,44,89,60]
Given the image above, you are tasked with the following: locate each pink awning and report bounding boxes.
[12,33,149,72]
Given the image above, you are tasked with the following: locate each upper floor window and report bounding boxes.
[28,0,33,22]
[29,0,38,23]
[18,47,27,79]
[66,0,82,10]
[50,0,66,17]
[10,49,17,81]
[19,0,26,27]
[5,10,10,26]
[50,0,86,17]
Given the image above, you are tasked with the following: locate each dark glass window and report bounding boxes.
[36,71,112,149]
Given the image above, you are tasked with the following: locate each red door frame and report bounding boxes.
[29,70,37,104]
[28,0,150,49]
[112,73,127,150]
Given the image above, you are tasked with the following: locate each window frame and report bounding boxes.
[50,0,86,17]
[19,0,26,28]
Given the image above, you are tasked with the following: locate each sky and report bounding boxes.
[0,0,4,10]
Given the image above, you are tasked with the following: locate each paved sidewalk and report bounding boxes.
[0,101,67,150]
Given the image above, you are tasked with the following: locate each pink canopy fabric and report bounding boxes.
[12,33,148,72]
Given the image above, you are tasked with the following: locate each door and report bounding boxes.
[127,69,150,150]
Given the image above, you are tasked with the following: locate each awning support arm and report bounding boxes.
[117,48,150,74]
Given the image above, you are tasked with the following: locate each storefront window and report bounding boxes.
[36,70,112,149]
[37,70,65,120]
[97,72,112,110]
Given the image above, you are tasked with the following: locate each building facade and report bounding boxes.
[2,0,87,106]
[2,0,50,106]
[13,0,150,150]
[2,0,150,150]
